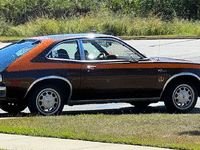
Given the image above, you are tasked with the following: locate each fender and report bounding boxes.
[24,76,73,102]
[160,72,200,98]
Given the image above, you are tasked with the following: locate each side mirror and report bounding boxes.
[106,55,117,60]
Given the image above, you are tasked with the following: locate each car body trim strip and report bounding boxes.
[69,97,160,105]
[24,76,73,103]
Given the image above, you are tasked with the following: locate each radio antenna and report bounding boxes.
[158,31,161,61]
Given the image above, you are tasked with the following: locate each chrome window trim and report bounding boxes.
[46,57,128,63]
[47,57,83,62]
[45,37,144,62]
[77,39,85,60]
[24,76,73,103]
[45,39,79,60]
[81,59,129,63]
[160,72,200,98]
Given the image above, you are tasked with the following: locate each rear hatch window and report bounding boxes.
[0,39,41,71]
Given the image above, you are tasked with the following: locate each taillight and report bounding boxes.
[0,75,2,83]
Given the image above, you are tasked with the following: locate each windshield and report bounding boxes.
[0,39,41,71]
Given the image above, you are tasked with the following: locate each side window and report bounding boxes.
[82,39,141,60]
[82,40,101,59]
[47,41,80,60]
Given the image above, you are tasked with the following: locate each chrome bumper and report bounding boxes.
[0,86,6,97]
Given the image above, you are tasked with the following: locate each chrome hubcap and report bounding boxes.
[172,84,194,110]
[36,88,61,115]
[43,94,56,109]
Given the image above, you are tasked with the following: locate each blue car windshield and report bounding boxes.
[0,39,41,71]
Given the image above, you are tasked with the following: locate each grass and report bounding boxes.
[1,114,200,149]
[1,11,200,37]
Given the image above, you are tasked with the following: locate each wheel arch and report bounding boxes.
[24,76,73,104]
[160,73,200,99]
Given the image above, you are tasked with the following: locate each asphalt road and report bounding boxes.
[0,39,200,116]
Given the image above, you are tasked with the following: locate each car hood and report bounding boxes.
[149,57,195,64]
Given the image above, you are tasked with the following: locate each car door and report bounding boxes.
[79,38,158,100]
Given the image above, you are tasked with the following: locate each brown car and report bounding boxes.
[0,33,199,115]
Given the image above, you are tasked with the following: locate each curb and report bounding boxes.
[0,133,170,150]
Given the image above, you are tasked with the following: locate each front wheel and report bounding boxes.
[164,81,198,113]
[28,84,66,115]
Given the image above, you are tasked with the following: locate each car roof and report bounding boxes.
[30,33,115,41]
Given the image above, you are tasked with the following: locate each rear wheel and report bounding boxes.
[0,101,27,113]
[164,81,198,113]
[28,84,66,115]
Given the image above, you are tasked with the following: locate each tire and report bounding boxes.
[28,84,66,116]
[164,81,198,113]
[0,101,27,113]
[130,102,150,108]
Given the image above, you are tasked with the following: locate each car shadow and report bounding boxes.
[61,105,169,115]
[179,130,200,136]
[61,106,200,115]
[0,105,200,118]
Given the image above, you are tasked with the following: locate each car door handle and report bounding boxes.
[87,65,96,70]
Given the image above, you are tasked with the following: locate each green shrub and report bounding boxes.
[0,16,10,36]
[4,11,200,37]
[0,0,200,26]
